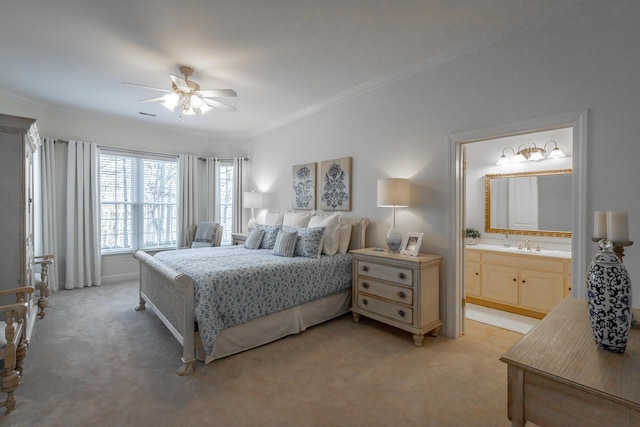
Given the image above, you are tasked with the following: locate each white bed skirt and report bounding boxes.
[206,289,351,362]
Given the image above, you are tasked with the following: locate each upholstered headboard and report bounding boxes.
[341,217,370,250]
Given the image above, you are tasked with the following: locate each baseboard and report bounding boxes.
[101,272,138,284]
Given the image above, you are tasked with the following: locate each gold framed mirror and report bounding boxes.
[485,169,572,238]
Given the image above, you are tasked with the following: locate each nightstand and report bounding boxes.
[231,233,248,245]
[350,248,442,346]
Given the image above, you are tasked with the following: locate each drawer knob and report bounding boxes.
[398,272,406,280]
[398,291,406,299]
[362,282,370,289]
[362,265,369,272]
[513,278,517,282]
[522,280,526,284]
[362,298,368,306]
[398,309,406,317]
[475,272,479,276]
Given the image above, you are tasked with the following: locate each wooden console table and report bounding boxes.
[500,298,640,426]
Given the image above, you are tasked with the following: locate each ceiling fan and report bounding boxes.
[123,65,237,115]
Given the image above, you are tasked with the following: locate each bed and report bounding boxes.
[133,216,369,375]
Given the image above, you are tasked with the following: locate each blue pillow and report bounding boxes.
[273,230,298,257]
[284,226,326,258]
[244,229,265,249]
[255,224,282,249]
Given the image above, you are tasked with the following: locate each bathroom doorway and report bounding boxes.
[448,110,588,338]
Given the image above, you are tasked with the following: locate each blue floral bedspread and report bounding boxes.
[154,246,352,359]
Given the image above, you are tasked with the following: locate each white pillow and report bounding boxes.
[308,213,341,255]
[283,210,314,227]
[263,210,284,226]
[337,223,353,254]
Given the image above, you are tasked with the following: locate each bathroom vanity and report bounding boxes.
[465,244,571,319]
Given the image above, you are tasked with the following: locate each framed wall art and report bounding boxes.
[292,162,316,210]
[320,157,352,211]
[400,232,423,256]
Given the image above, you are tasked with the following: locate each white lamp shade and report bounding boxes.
[377,178,410,207]
[243,191,264,209]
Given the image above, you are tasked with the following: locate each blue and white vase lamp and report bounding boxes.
[586,239,633,353]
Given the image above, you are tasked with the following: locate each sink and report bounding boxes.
[468,243,571,259]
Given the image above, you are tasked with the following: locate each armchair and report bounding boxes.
[0,286,33,414]
[186,222,223,248]
[34,255,54,319]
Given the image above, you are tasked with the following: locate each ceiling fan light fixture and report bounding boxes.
[183,106,196,116]
[198,102,212,114]
[162,93,179,111]
[190,95,203,108]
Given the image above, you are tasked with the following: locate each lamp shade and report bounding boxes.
[243,191,264,209]
[377,178,410,207]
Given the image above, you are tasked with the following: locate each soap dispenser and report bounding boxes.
[503,233,510,247]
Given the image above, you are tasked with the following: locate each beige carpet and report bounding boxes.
[3,281,523,427]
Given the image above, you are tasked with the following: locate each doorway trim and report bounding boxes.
[448,110,588,338]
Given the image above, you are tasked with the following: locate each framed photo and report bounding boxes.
[319,156,352,211]
[292,163,316,210]
[400,232,423,256]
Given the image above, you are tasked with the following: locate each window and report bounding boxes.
[218,161,234,245]
[100,151,178,253]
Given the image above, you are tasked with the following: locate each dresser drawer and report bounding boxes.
[356,294,413,324]
[357,277,413,305]
[357,260,413,286]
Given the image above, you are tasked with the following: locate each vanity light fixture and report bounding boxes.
[496,140,566,165]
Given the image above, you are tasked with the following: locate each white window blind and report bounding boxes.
[100,150,178,252]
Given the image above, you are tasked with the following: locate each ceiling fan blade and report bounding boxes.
[203,98,237,112]
[122,82,171,93]
[139,96,166,103]
[197,89,238,98]
[169,74,190,92]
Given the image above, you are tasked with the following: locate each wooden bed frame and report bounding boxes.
[134,217,369,375]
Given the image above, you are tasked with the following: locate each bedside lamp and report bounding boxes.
[377,178,410,253]
[244,191,264,231]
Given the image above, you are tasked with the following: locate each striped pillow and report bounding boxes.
[244,229,265,249]
[272,230,298,257]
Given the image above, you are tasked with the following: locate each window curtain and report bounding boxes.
[206,158,220,223]
[39,138,59,292]
[65,140,101,289]
[178,155,199,247]
[232,157,247,233]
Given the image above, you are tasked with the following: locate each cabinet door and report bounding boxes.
[519,269,565,312]
[482,264,519,304]
[465,261,481,297]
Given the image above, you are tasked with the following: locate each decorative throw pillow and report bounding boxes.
[285,226,325,258]
[308,212,341,255]
[337,223,353,254]
[244,229,265,249]
[263,210,284,226]
[282,210,314,228]
[255,224,282,249]
[272,230,298,257]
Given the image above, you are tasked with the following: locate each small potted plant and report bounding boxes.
[465,228,481,245]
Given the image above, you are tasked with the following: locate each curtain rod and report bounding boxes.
[52,139,248,161]
[197,157,249,161]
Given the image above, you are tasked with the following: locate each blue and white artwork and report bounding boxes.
[292,163,316,210]
[320,157,352,211]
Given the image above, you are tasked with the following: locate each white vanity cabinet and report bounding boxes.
[0,114,40,341]
[465,247,571,318]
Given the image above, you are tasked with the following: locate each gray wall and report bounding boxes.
[247,1,640,335]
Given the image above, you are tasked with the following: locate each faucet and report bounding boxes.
[524,240,532,251]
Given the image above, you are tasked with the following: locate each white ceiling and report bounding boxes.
[0,0,593,139]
